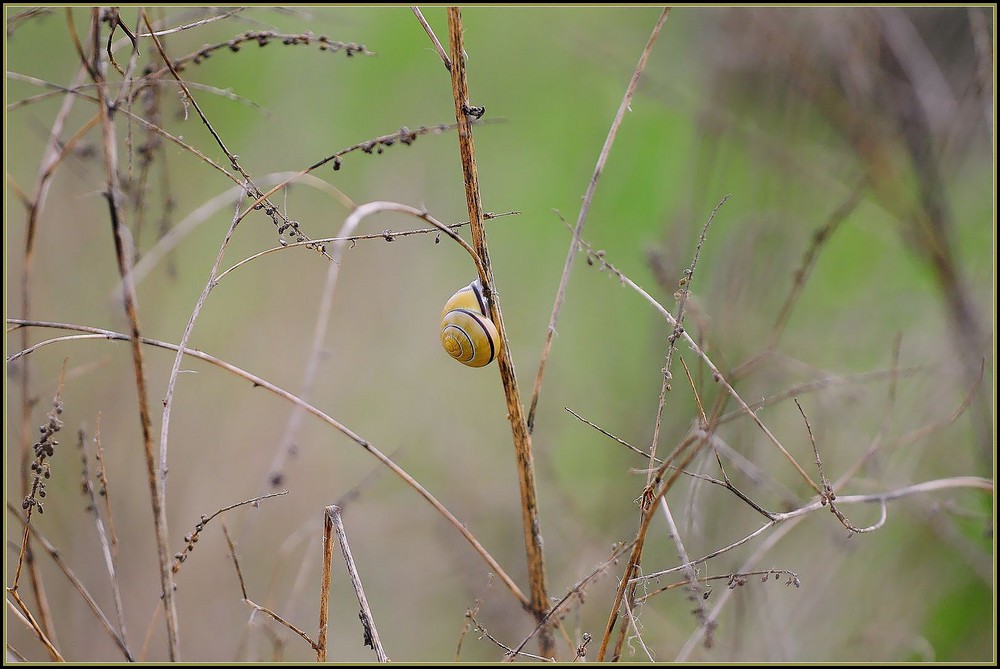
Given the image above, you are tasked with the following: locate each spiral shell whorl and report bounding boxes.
[440,280,498,368]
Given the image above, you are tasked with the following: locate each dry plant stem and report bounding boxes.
[90,10,178,658]
[16,57,90,652]
[567,409,781,520]
[93,416,120,553]
[318,510,333,662]
[764,181,865,351]
[674,516,801,661]
[125,173,351,293]
[657,495,706,620]
[8,319,528,608]
[565,407,652,460]
[217,210,517,286]
[795,398,888,534]
[172,492,289,573]
[325,506,388,662]
[601,197,724,662]
[633,476,993,586]
[574,229,822,495]
[596,436,705,662]
[264,200,481,487]
[7,503,132,660]
[646,194,728,489]
[634,569,799,605]
[12,359,66,591]
[139,12,333,264]
[7,590,63,662]
[7,644,29,663]
[137,8,245,38]
[622,594,654,661]
[412,6,451,71]
[447,6,550,647]
[79,425,131,657]
[527,7,670,433]
[141,13,242,177]
[221,524,319,653]
[158,193,244,568]
[468,616,555,662]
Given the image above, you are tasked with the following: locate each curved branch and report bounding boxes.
[6,319,529,609]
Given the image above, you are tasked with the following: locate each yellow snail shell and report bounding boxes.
[440,279,499,368]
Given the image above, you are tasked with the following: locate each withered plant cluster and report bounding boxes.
[5,6,993,664]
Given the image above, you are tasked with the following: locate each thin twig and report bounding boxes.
[447,6,550,652]
[796,398,887,534]
[749,180,866,357]
[572,227,823,497]
[468,612,554,662]
[565,406,778,514]
[601,193,727,662]
[325,506,389,661]
[646,194,729,490]
[135,7,244,37]
[222,524,248,601]
[7,590,63,662]
[16,47,91,655]
[634,475,993,586]
[6,640,29,663]
[262,200,487,488]
[598,435,707,662]
[216,210,517,288]
[508,537,634,657]
[455,575,493,662]
[90,8,177,658]
[7,502,131,660]
[634,569,800,605]
[77,424,131,658]
[564,407,652,460]
[411,7,451,71]
[657,496,710,638]
[621,592,654,661]
[674,517,802,661]
[93,415,119,553]
[220,523,319,652]
[172,492,289,574]
[5,320,529,608]
[12,360,67,589]
[527,7,671,434]
[120,173,346,295]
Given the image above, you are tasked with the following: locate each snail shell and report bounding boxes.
[440,279,499,368]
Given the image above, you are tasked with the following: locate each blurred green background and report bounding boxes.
[5,6,994,662]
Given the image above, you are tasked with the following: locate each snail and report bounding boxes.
[440,279,499,367]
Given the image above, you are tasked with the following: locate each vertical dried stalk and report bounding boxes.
[317,509,334,662]
[89,8,179,660]
[15,35,91,654]
[326,506,388,662]
[527,7,671,433]
[446,6,551,655]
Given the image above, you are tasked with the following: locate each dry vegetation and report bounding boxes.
[5,6,994,663]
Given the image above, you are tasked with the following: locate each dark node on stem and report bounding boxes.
[333,156,342,171]
[360,611,374,649]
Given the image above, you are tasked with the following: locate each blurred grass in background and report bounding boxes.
[5,6,993,662]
